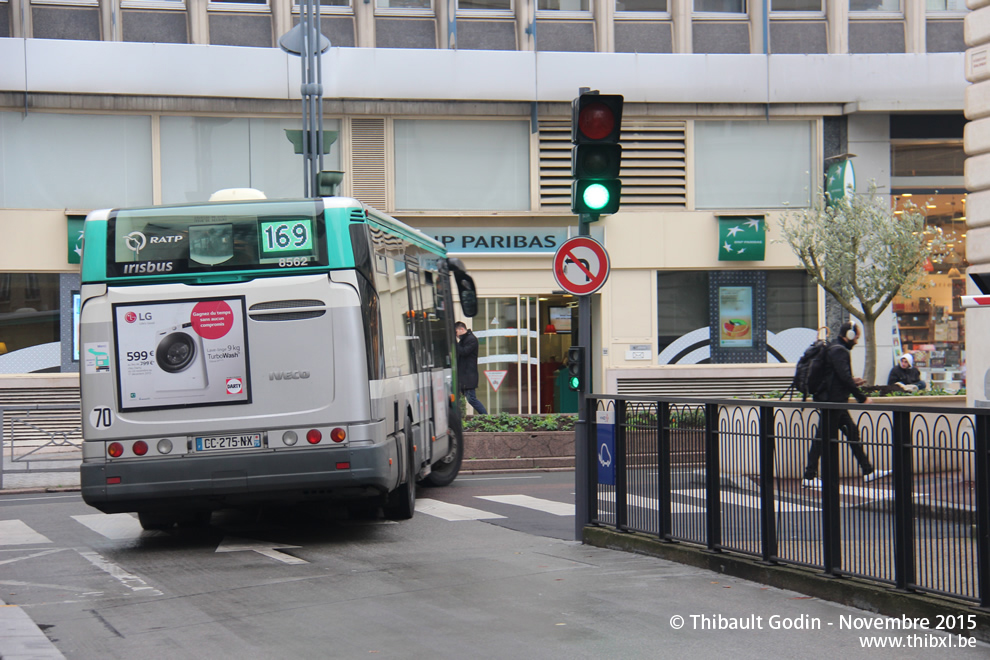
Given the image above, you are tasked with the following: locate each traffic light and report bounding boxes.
[567,345,585,392]
[571,92,623,217]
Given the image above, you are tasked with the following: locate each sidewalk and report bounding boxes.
[0,450,81,493]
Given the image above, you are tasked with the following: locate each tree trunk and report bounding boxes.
[862,316,877,385]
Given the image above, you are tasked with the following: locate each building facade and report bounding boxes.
[0,0,971,412]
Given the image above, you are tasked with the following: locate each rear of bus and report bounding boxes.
[78,196,416,524]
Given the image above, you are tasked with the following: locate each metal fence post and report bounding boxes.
[658,401,672,541]
[758,404,777,563]
[615,400,628,532]
[588,397,600,526]
[976,411,990,608]
[0,408,4,491]
[705,402,721,552]
[891,409,914,591]
[820,406,841,576]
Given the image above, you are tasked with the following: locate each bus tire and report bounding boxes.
[138,511,176,531]
[383,418,416,520]
[423,408,462,488]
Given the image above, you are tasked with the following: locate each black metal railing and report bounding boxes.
[585,394,990,607]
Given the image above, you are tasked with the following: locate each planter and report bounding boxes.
[462,431,574,471]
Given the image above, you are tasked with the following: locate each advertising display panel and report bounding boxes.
[112,297,250,411]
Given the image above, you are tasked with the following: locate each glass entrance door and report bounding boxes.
[470,295,577,415]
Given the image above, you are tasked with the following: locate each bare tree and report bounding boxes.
[777,183,931,385]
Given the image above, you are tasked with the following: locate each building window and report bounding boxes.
[208,0,269,11]
[0,112,153,210]
[0,273,61,375]
[849,0,900,12]
[926,0,966,10]
[160,117,341,204]
[394,120,530,211]
[292,0,351,11]
[377,0,431,10]
[657,270,817,365]
[770,0,822,11]
[538,0,590,11]
[694,0,746,13]
[616,0,667,12]
[459,0,511,11]
[694,120,813,209]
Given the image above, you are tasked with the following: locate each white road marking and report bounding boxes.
[598,491,706,514]
[679,489,818,513]
[417,499,507,521]
[72,513,147,540]
[0,519,52,545]
[476,494,575,517]
[0,548,68,566]
[216,536,308,565]
[78,549,163,596]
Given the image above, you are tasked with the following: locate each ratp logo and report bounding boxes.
[124,231,147,252]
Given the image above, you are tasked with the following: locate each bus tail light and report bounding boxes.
[336,462,350,470]
[133,440,149,456]
[157,438,173,454]
[330,428,346,443]
[108,442,124,458]
[282,430,299,446]
[306,429,322,444]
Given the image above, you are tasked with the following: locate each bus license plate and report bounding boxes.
[195,434,262,452]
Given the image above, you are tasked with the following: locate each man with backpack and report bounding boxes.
[802,321,891,489]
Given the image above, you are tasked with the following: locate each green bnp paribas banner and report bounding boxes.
[718,216,766,262]
[67,215,85,265]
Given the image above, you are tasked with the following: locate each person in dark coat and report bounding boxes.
[802,321,889,488]
[887,353,926,391]
[455,321,487,415]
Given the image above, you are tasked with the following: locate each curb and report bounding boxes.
[583,526,990,645]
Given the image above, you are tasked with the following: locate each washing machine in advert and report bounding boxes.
[154,323,208,392]
[113,297,251,411]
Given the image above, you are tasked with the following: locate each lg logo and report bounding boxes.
[124,311,152,323]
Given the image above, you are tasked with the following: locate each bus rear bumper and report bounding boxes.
[80,442,398,514]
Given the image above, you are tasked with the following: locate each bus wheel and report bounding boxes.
[423,413,462,488]
[384,418,416,520]
[138,512,176,531]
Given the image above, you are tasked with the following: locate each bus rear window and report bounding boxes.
[107,200,329,277]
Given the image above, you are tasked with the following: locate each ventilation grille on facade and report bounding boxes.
[538,119,687,211]
[616,377,793,399]
[351,118,388,210]
[249,299,326,322]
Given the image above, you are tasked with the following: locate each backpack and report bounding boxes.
[782,328,831,401]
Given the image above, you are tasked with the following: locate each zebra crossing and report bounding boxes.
[1,485,873,547]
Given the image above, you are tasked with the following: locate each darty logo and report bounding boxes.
[226,378,244,395]
[124,311,152,323]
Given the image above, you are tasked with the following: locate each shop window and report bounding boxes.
[694,120,813,209]
[0,273,61,373]
[657,269,817,365]
[394,119,530,211]
[890,191,966,388]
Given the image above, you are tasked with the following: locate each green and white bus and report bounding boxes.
[78,191,478,529]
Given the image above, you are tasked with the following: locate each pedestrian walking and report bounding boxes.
[455,321,487,415]
[802,321,891,488]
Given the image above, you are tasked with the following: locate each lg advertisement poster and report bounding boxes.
[113,297,250,411]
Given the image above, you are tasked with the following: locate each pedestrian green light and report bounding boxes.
[568,375,581,390]
[583,183,610,211]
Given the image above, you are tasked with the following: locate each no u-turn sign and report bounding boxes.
[553,236,610,296]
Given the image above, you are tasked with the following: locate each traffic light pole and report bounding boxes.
[574,213,594,541]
